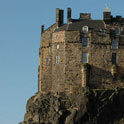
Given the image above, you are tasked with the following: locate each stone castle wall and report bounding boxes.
[38,8,124,93]
[51,31,66,92]
[65,31,82,92]
[38,24,57,92]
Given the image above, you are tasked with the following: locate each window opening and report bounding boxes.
[100,29,105,34]
[112,53,116,65]
[49,46,52,52]
[82,53,88,63]
[50,33,52,39]
[56,44,59,49]
[82,26,88,33]
[82,37,88,47]
[121,76,124,82]
[46,58,49,64]
[112,39,118,49]
[55,56,60,64]
[115,27,120,35]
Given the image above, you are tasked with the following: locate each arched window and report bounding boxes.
[82,26,88,33]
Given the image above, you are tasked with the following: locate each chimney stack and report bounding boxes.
[56,8,64,27]
[80,13,91,20]
[41,25,44,34]
[67,8,72,22]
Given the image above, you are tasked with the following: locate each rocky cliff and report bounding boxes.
[20,88,124,124]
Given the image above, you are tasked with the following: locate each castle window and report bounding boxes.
[112,39,118,49]
[82,26,88,33]
[121,76,124,82]
[115,27,120,35]
[46,58,49,64]
[110,29,116,37]
[112,53,116,65]
[53,28,57,32]
[55,56,60,64]
[50,33,52,39]
[82,53,88,63]
[49,58,51,63]
[82,38,88,47]
[49,46,52,52]
[46,58,51,65]
[100,29,105,34]
[56,44,59,49]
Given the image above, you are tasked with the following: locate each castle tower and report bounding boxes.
[38,7,124,93]
[103,4,111,22]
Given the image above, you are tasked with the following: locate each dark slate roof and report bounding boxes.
[56,20,105,32]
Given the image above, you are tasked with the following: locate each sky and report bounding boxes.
[0,0,124,124]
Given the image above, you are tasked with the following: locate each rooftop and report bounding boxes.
[56,20,105,32]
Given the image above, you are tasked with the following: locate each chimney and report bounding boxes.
[80,13,91,20]
[41,25,44,34]
[56,8,64,27]
[67,8,72,22]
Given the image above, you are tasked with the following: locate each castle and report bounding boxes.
[38,6,124,93]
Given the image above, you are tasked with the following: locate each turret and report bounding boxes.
[103,4,111,22]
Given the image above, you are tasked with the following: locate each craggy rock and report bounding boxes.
[20,88,124,124]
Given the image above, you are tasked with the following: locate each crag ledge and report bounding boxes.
[20,87,124,124]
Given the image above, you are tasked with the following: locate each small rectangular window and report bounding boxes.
[55,56,60,64]
[110,29,116,37]
[56,44,59,49]
[82,38,88,47]
[46,58,51,65]
[50,33,52,39]
[112,53,116,65]
[49,58,51,62]
[112,39,118,49]
[49,46,52,52]
[116,27,120,35]
[46,58,49,65]
[100,29,105,34]
[121,76,124,82]
[82,53,88,63]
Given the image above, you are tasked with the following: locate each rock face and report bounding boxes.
[20,88,124,124]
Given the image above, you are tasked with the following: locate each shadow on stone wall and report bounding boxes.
[88,65,124,89]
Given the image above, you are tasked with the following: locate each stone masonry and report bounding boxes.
[38,6,124,93]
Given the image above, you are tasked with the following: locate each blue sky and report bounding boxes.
[0,0,124,124]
